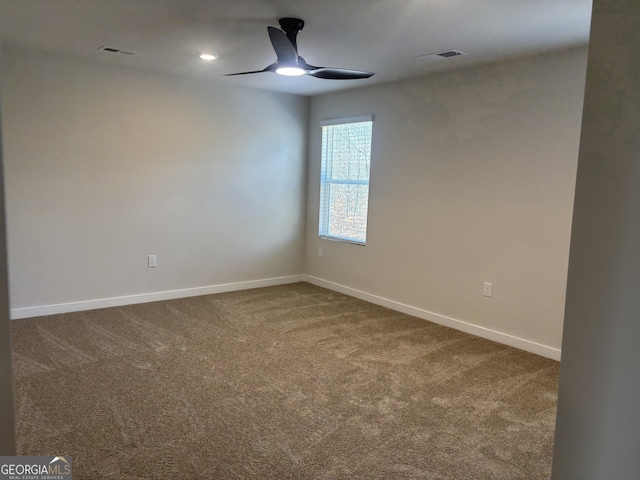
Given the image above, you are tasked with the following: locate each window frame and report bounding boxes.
[318,115,373,246]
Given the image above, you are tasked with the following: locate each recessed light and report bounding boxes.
[199,53,218,61]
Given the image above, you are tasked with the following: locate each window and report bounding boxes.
[319,116,373,244]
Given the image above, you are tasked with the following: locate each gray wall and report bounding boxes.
[552,1,640,478]
[305,49,588,355]
[0,48,16,455]
[1,47,308,311]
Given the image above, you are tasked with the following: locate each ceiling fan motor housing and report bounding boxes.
[279,18,305,32]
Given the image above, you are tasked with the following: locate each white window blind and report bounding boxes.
[319,116,373,244]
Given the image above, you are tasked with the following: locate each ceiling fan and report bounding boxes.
[225,17,374,80]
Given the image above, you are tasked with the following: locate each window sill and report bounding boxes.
[319,235,366,246]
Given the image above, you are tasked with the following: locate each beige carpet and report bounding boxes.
[11,282,559,479]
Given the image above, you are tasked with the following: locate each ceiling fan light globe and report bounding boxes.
[275,66,307,76]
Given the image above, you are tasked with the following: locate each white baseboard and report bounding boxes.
[10,275,304,320]
[303,275,561,361]
[11,273,561,361]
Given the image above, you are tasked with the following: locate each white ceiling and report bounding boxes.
[0,0,592,97]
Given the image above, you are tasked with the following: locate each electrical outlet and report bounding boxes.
[483,282,492,297]
[148,255,157,268]
[318,247,323,258]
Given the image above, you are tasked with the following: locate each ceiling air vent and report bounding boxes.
[417,49,467,63]
[437,50,465,58]
[98,46,137,56]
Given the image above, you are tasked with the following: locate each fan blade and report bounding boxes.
[267,26,298,63]
[225,63,276,76]
[225,70,268,76]
[307,67,374,80]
